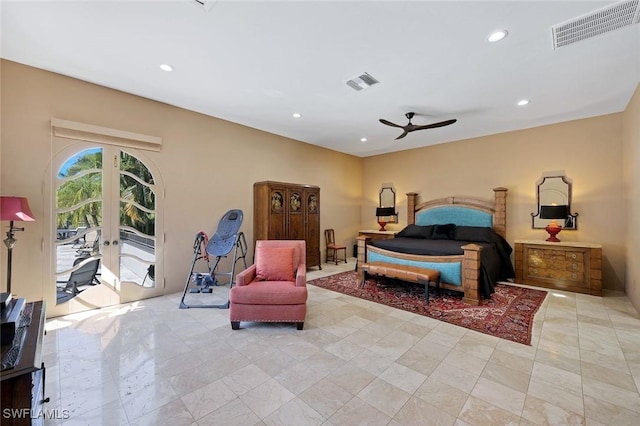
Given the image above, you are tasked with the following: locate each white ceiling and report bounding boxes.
[1,0,639,157]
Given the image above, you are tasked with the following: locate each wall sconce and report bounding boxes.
[376,207,396,231]
[1,196,36,295]
[539,204,568,242]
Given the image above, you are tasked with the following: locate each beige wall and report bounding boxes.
[1,59,636,314]
[623,83,640,311]
[0,60,362,312]
[362,113,626,291]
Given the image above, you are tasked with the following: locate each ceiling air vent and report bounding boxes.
[346,72,380,91]
[552,0,640,49]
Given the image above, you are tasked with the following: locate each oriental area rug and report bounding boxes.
[308,271,547,345]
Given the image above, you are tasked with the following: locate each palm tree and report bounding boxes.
[57,150,102,228]
[120,152,155,235]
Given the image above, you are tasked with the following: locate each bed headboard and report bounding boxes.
[406,187,507,238]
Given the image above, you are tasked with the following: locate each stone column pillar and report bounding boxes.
[493,187,508,239]
[356,235,370,280]
[461,243,483,305]
[406,192,418,225]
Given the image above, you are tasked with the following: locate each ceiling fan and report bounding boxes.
[379,112,457,140]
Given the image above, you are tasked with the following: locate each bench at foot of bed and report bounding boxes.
[360,262,441,303]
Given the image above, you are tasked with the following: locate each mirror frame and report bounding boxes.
[379,186,397,223]
[531,174,578,229]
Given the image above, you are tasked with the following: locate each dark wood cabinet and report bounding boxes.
[1,300,47,426]
[254,181,321,269]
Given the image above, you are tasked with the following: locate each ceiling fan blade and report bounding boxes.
[395,131,409,140]
[414,119,457,130]
[379,118,403,128]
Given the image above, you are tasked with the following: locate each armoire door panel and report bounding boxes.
[287,188,305,240]
[268,188,286,239]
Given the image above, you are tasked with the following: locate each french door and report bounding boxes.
[50,142,163,312]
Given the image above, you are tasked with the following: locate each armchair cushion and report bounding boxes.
[255,246,295,281]
[230,281,307,305]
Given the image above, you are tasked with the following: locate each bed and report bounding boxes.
[356,187,513,305]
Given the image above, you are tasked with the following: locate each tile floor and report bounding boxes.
[41,258,640,425]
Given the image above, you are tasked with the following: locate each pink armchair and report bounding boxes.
[229,240,307,330]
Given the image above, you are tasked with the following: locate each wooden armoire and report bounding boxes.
[253,181,321,269]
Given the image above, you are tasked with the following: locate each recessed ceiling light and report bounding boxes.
[360,137,367,142]
[292,113,302,118]
[517,99,530,106]
[159,64,173,72]
[487,30,508,42]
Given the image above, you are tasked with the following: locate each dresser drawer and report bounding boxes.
[528,264,584,281]
[566,251,583,262]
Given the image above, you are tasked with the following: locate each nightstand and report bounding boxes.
[358,230,396,241]
[356,230,395,276]
[514,240,602,296]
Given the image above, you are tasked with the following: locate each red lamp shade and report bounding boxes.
[0,196,35,222]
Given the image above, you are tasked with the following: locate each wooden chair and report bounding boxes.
[324,229,347,265]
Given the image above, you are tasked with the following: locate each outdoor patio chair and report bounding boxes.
[56,258,100,303]
[69,226,87,246]
[73,255,101,285]
[75,229,100,256]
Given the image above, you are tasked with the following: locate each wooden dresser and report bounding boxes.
[254,181,321,269]
[1,300,48,425]
[514,240,602,296]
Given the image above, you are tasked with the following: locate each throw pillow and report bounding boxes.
[453,226,494,242]
[395,224,434,239]
[395,224,422,238]
[432,223,457,240]
[256,247,295,281]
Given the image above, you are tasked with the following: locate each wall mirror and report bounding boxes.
[531,174,578,229]
[379,186,397,223]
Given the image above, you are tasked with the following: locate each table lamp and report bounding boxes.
[376,207,396,231]
[540,204,568,242]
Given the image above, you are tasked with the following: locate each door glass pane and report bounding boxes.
[55,148,103,304]
[119,151,156,287]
